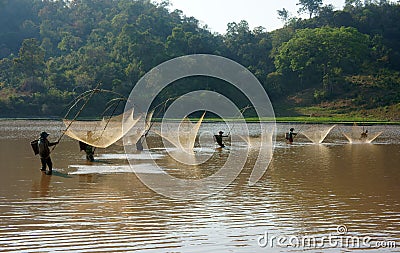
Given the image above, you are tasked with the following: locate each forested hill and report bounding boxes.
[0,0,399,120]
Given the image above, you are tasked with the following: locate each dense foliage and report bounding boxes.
[0,0,399,119]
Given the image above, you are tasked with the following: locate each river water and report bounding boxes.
[0,120,399,252]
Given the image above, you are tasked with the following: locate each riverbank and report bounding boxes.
[1,116,399,125]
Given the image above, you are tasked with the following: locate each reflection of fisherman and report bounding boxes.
[39,173,51,197]
[79,131,95,162]
[38,131,59,174]
[214,131,228,148]
[285,128,297,144]
[361,130,368,139]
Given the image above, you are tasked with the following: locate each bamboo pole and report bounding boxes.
[92,99,122,153]
[51,83,102,152]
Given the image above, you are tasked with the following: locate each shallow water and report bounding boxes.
[0,120,399,252]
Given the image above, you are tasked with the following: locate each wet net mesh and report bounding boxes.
[117,110,154,147]
[341,123,382,143]
[155,112,206,152]
[63,109,140,148]
[301,125,336,144]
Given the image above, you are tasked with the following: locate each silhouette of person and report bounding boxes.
[215,131,228,148]
[361,130,368,139]
[38,131,59,175]
[79,131,95,162]
[286,128,297,144]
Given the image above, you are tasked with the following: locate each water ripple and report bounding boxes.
[0,121,399,252]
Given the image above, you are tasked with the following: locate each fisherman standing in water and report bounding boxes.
[285,128,297,144]
[79,131,95,162]
[85,131,95,162]
[361,129,368,139]
[38,131,59,175]
[215,131,228,148]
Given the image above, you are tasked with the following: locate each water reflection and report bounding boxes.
[0,120,399,252]
[30,173,52,197]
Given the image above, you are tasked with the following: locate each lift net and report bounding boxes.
[63,108,140,148]
[155,112,206,152]
[302,125,336,144]
[342,123,382,144]
[118,110,154,147]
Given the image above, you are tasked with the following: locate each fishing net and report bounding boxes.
[63,108,140,148]
[301,125,336,144]
[341,123,382,143]
[155,112,206,152]
[117,110,154,147]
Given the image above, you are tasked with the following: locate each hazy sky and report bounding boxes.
[154,0,346,34]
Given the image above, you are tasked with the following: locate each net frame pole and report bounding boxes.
[51,83,102,152]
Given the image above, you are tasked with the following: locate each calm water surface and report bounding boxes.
[0,120,399,252]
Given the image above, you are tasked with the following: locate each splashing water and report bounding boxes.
[342,124,382,144]
[302,125,336,144]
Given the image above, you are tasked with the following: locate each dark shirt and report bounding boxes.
[85,145,94,155]
[38,138,57,158]
[288,131,297,142]
[215,134,228,148]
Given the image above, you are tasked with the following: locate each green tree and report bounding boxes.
[58,33,83,52]
[277,8,290,24]
[14,38,45,91]
[224,21,254,64]
[166,26,188,56]
[344,0,363,9]
[297,0,323,18]
[0,58,14,86]
[275,27,371,94]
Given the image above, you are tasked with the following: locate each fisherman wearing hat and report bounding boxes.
[361,129,368,139]
[285,128,297,144]
[215,131,228,148]
[38,132,59,174]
